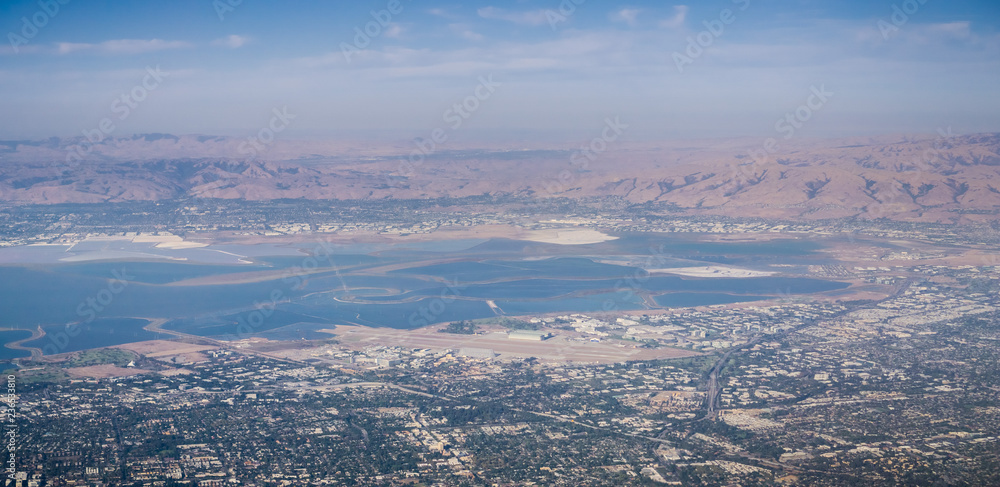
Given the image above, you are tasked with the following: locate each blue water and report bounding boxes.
[497,292,646,315]
[0,263,846,331]
[640,276,846,294]
[281,299,496,330]
[56,261,271,285]
[353,276,846,302]
[165,309,331,338]
[391,258,641,281]
[255,253,384,269]
[22,318,159,355]
[0,236,853,349]
[245,322,336,341]
[611,234,824,256]
[0,268,280,325]
[0,244,74,264]
[655,293,769,307]
[0,330,34,360]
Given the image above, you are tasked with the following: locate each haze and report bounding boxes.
[2,0,999,141]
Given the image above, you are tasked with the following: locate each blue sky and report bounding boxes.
[1,0,998,140]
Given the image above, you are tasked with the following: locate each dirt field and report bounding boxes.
[66,364,150,378]
[157,368,195,376]
[319,325,700,364]
[204,224,530,246]
[115,340,218,358]
[822,237,990,268]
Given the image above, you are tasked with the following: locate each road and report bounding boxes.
[700,278,916,419]
[704,347,738,417]
[143,318,309,366]
[4,325,45,360]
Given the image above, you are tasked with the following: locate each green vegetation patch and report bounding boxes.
[3,366,69,386]
[439,320,478,334]
[65,348,136,367]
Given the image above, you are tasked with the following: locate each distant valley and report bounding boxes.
[2,133,1000,223]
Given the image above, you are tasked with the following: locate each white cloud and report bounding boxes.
[0,44,45,55]
[384,24,404,39]
[611,8,641,27]
[450,24,484,42]
[858,20,978,46]
[477,6,550,26]
[660,5,688,29]
[286,16,998,84]
[56,39,193,55]
[7,14,998,138]
[212,35,250,49]
[55,42,90,54]
[427,8,460,20]
[925,21,972,39]
[290,30,646,78]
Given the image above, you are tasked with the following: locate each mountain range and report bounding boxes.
[2,133,999,223]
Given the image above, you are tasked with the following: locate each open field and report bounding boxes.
[115,340,218,358]
[318,325,700,364]
[66,364,150,379]
[157,368,195,376]
[652,266,776,278]
[203,223,531,246]
[520,228,618,245]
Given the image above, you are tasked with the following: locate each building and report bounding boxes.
[508,330,550,341]
[376,357,402,367]
[458,348,496,359]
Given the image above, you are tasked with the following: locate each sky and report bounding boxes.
[1,0,999,141]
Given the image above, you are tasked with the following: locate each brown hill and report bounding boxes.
[1,133,998,223]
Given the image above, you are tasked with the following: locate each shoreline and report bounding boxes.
[2,325,44,361]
